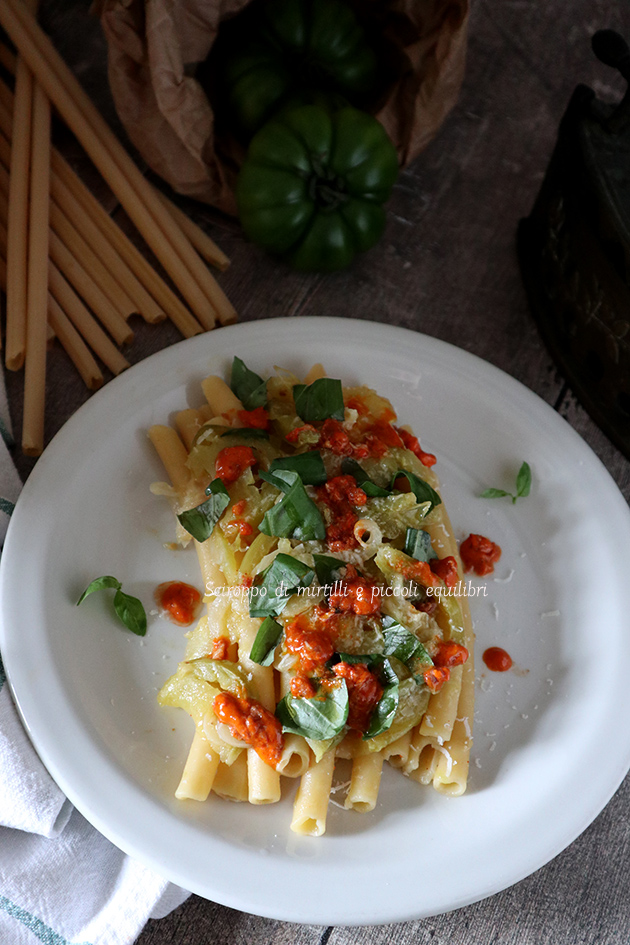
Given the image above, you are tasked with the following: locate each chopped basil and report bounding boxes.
[177,478,230,542]
[341,458,391,497]
[77,575,147,636]
[269,451,327,486]
[258,468,325,541]
[249,616,283,666]
[293,378,345,422]
[391,470,441,513]
[313,553,346,587]
[364,658,399,739]
[220,428,269,440]
[230,356,268,410]
[276,682,349,740]
[381,615,433,667]
[480,460,532,504]
[249,553,315,618]
[404,527,437,562]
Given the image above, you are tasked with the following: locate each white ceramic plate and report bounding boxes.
[2,318,630,925]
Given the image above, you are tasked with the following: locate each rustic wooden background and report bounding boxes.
[5,0,630,942]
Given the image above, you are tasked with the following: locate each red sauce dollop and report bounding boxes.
[215,445,256,484]
[155,581,202,626]
[210,636,230,660]
[433,641,469,668]
[328,564,381,616]
[395,427,436,467]
[482,647,512,672]
[237,407,269,429]
[316,475,367,551]
[332,661,384,733]
[213,691,283,767]
[285,613,336,674]
[460,533,502,576]
[429,556,459,588]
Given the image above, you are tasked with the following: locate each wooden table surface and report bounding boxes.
[5,1,630,942]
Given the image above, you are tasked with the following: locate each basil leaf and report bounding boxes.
[341,458,391,497]
[313,553,346,588]
[77,576,146,636]
[381,615,433,666]
[391,470,441,513]
[113,589,147,636]
[77,575,121,604]
[364,658,399,739]
[479,487,511,499]
[220,428,269,440]
[404,527,437,562]
[178,479,230,541]
[230,356,268,410]
[293,378,345,422]
[516,461,532,500]
[276,682,349,740]
[249,616,283,666]
[258,469,325,541]
[249,553,315,617]
[269,451,327,486]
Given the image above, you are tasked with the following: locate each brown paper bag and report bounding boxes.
[96,0,469,215]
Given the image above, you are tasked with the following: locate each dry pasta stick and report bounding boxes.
[48,230,132,347]
[0,77,166,329]
[48,263,129,376]
[50,154,202,338]
[0,0,237,328]
[0,211,102,388]
[4,53,32,368]
[156,190,230,272]
[22,80,49,456]
[0,42,16,75]
[49,168,165,325]
[47,295,103,390]
[49,200,138,321]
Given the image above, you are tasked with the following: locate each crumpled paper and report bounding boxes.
[96,0,469,215]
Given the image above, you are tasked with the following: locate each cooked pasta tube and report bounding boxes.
[419,665,463,741]
[276,734,311,778]
[247,751,281,805]
[345,752,384,813]
[175,726,220,801]
[291,750,335,836]
[381,731,412,768]
[212,754,248,802]
[201,375,243,415]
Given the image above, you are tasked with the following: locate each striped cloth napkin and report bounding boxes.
[0,376,189,944]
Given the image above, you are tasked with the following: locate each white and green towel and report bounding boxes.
[0,375,189,944]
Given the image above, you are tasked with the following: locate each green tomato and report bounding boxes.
[236,105,399,272]
[215,0,378,139]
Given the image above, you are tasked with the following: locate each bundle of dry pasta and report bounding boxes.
[149,359,474,836]
[0,3,235,455]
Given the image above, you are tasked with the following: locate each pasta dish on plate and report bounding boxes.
[148,358,474,836]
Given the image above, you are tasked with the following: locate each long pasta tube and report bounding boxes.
[291,750,335,836]
[175,727,220,801]
[345,752,384,813]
